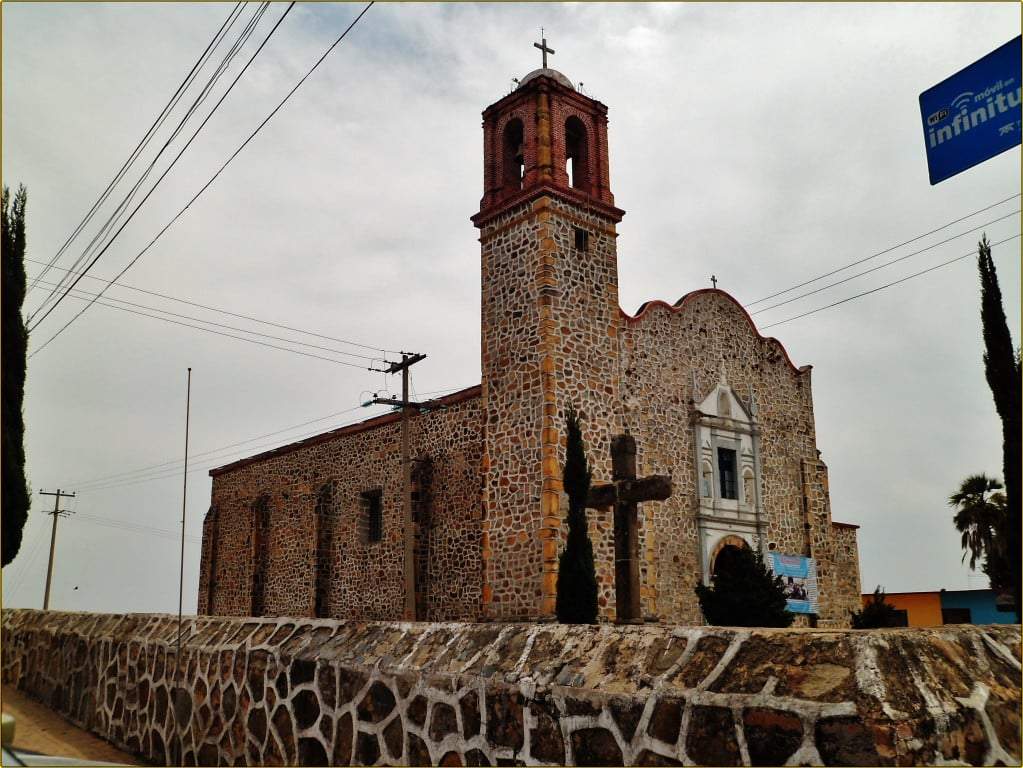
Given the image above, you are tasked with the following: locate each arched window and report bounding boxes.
[205,507,219,613]
[565,116,590,193]
[251,494,271,617]
[314,484,333,619]
[502,118,524,193]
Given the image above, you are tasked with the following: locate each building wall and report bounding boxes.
[868,593,944,627]
[618,290,861,626]
[865,590,1017,627]
[200,389,483,622]
[939,589,1017,625]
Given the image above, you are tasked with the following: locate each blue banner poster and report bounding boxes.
[768,552,819,615]
[919,36,1022,185]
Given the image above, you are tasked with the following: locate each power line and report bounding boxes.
[26,3,245,297]
[27,2,296,335]
[30,288,385,369]
[72,404,367,489]
[29,3,267,321]
[745,193,1022,308]
[25,257,398,355]
[750,210,1020,315]
[72,382,475,492]
[761,233,1020,330]
[29,276,384,363]
[5,523,50,602]
[74,512,202,545]
[28,1,375,358]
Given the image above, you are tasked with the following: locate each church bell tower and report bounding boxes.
[473,42,626,620]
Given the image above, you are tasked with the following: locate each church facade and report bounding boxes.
[198,60,862,628]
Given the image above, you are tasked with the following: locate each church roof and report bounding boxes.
[518,67,574,90]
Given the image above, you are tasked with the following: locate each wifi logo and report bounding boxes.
[950,91,975,112]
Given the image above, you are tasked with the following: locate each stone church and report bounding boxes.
[198,53,862,628]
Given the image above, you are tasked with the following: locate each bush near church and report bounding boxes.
[695,545,794,627]
[851,586,903,628]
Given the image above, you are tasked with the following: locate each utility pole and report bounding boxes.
[175,367,192,768]
[39,488,76,610]
[370,352,426,621]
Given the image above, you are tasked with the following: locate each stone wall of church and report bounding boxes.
[5,609,1019,767]
[478,194,623,621]
[200,388,483,622]
[617,289,860,625]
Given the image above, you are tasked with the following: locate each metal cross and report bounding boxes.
[711,275,718,289]
[534,34,555,68]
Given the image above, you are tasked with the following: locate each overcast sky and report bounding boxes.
[3,2,1020,615]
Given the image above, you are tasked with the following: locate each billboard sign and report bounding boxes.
[769,552,819,615]
[919,36,1021,185]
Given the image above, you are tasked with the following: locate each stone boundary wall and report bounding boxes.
[2,610,1019,766]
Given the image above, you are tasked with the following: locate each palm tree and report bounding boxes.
[949,474,1008,581]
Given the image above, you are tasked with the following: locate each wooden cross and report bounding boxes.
[587,434,672,623]
[711,275,718,289]
[534,35,555,69]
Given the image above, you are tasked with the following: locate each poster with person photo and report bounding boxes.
[768,552,819,614]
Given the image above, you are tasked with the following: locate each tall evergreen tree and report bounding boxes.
[976,235,1021,618]
[695,545,794,627]
[555,406,598,624]
[2,184,30,567]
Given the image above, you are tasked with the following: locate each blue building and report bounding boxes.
[938,589,1017,625]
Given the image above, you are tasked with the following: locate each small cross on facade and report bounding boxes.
[534,34,555,69]
[711,275,718,289]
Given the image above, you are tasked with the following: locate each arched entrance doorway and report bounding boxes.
[710,535,750,579]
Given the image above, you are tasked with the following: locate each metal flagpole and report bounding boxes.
[175,367,192,767]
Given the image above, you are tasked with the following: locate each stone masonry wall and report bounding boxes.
[619,290,862,627]
[201,388,483,622]
[4,610,1020,767]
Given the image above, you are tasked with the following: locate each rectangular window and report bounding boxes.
[717,447,737,499]
[362,489,383,543]
[574,227,589,251]
[890,609,909,627]
[941,607,972,625]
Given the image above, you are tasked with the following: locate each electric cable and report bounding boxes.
[745,192,1022,307]
[27,2,296,334]
[750,210,1020,315]
[26,2,244,296]
[28,2,375,359]
[761,233,1021,330]
[72,383,475,492]
[33,289,385,369]
[25,257,398,355]
[29,3,264,319]
[30,276,382,362]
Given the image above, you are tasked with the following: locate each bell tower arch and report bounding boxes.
[472,47,627,620]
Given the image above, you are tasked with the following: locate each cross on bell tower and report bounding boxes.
[534,33,555,68]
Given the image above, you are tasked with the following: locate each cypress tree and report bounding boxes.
[555,406,598,624]
[695,545,794,627]
[977,235,1021,618]
[2,184,30,567]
